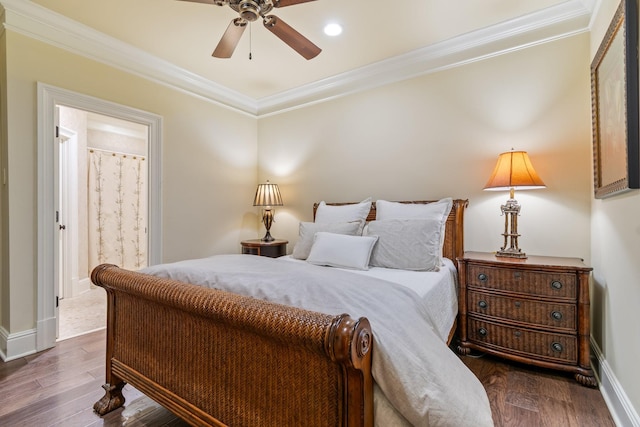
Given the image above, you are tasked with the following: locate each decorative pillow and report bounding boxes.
[376,198,453,265]
[291,220,364,260]
[314,197,372,223]
[364,219,441,271]
[306,232,378,270]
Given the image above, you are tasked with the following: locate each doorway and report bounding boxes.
[56,108,150,340]
[37,83,163,351]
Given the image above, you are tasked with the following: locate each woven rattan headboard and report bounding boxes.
[312,199,468,262]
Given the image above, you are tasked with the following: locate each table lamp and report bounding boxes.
[253,180,283,242]
[484,150,545,259]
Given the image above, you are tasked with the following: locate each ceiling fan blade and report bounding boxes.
[176,0,222,4]
[263,15,321,60]
[213,18,247,58]
[274,0,317,7]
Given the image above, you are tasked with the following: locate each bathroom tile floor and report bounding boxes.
[58,286,107,341]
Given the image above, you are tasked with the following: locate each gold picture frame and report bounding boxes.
[591,0,639,199]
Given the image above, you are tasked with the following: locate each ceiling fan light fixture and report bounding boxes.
[239,0,261,21]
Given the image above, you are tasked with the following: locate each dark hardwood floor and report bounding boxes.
[0,329,615,426]
[460,351,616,427]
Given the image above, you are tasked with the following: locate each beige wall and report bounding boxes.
[258,33,593,265]
[589,0,640,419]
[1,31,258,334]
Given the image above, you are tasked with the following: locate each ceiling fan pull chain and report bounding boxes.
[249,23,253,60]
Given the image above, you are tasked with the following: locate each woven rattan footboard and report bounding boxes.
[91,264,373,427]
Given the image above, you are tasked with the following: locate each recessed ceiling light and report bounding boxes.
[324,23,343,36]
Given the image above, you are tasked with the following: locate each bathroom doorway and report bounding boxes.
[56,107,149,340]
[37,83,163,351]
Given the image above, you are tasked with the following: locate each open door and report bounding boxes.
[55,123,80,339]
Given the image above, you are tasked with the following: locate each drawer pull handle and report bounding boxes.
[478,273,488,282]
[551,280,563,290]
[551,311,563,320]
[551,342,563,352]
[478,300,488,309]
[514,301,522,308]
[478,327,488,337]
[514,331,521,338]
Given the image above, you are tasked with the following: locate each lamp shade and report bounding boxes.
[484,151,546,191]
[253,181,283,207]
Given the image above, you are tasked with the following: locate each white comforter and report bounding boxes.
[141,254,493,427]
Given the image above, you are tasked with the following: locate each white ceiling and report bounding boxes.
[6,0,595,114]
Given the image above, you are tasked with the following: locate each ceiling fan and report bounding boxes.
[178,0,322,60]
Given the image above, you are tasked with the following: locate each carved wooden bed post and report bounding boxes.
[92,264,126,416]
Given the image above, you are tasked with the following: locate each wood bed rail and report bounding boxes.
[91,264,373,427]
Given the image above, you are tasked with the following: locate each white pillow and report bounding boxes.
[306,232,378,270]
[291,221,364,260]
[376,198,453,222]
[376,198,453,265]
[364,219,441,271]
[315,198,372,223]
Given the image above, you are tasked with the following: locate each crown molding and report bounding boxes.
[1,0,591,117]
[257,1,592,116]
[0,0,257,115]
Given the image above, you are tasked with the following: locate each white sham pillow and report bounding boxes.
[375,198,453,265]
[364,219,441,271]
[306,232,378,270]
[315,198,372,223]
[291,220,364,260]
[376,198,453,222]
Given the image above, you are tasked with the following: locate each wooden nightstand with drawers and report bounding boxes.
[457,251,595,387]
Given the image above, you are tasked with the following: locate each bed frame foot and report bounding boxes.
[94,382,126,415]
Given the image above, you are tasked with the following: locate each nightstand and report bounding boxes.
[241,239,288,258]
[456,251,595,387]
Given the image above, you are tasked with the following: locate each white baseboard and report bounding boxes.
[591,337,640,427]
[0,326,37,362]
[77,277,91,294]
[68,277,91,298]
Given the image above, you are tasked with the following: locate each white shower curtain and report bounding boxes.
[88,149,147,272]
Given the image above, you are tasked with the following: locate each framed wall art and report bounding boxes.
[591,0,639,199]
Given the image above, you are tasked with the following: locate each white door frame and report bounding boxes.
[37,83,163,351]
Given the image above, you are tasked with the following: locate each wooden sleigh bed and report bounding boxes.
[91,199,477,427]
